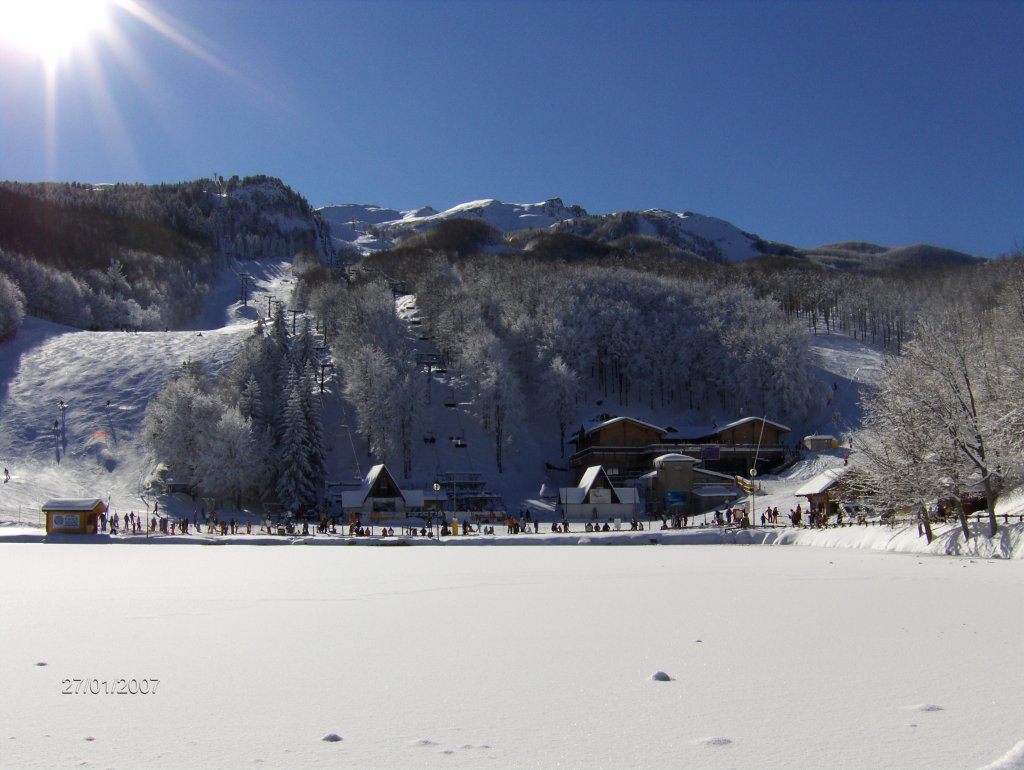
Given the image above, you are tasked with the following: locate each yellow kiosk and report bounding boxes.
[42,499,107,535]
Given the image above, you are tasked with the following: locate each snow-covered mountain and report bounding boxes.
[319,196,767,263]
[319,197,587,254]
[546,208,764,263]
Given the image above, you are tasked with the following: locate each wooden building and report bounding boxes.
[569,415,791,484]
[42,499,107,534]
[794,467,850,518]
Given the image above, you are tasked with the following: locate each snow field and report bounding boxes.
[1,544,1021,769]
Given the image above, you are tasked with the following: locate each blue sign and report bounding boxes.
[665,491,688,507]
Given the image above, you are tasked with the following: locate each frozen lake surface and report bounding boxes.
[1,544,1021,769]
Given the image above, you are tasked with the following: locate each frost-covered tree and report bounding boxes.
[142,363,223,486]
[0,272,26,340]
[540,355,582,458]
[854,284,1024,537]
[275,367,318,509]
[196,409,267,506]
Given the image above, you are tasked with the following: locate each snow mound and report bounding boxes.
[908,703,944,712]
[649,670,673,682]
[696,737,733,747]
[978,741,1024,770]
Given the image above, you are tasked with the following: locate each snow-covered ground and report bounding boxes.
[1,544,1021,769]
[3,258,1024,768]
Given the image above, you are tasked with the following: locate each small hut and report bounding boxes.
[42,499,107,534]
[794,467,849,518]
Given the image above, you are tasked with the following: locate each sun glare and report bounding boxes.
[0,0,110,67]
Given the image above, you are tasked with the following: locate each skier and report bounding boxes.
[3,467,8,482]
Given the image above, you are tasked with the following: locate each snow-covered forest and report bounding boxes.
[141,304,327,510]
[3,176,1023,521]
[0,177,334,333]
[853,258,1024,537]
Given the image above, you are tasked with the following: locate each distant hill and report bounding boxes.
[321,196,978,269]
[797,242,982,271]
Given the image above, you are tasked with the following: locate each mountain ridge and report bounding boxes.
[318,196,980,268]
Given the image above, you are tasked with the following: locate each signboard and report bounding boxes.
[701,445,720,461]
[665,491,688,508]
[51,514,80,529]
[589,489,612,505]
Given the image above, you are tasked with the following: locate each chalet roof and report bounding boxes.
[41,498,106,512]
[795,466,848,497]
[581,416,667,437]
[666,416,791,441]
[560,465,638,505]
[340,464,424,508]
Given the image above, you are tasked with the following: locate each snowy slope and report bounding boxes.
[0,259,294,522]
[319,198,587,252]
[644,209,763,262]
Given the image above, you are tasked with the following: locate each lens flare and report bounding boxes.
[0,0,110,68]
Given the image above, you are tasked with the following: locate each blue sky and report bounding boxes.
[1,0,1021,256]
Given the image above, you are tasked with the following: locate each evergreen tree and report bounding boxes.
[275,367,317,509]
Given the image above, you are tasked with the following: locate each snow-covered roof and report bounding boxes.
[795,467,848,497]
[340,464,424,508]
[653,453,699,467]
[666,416,791,441]
[41,498,106,512]
[692,486,740,497]
[582,416,667,436]
[694,467,738,482]
[560,466,638,505]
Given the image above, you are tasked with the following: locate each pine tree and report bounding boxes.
[275,367,316,510]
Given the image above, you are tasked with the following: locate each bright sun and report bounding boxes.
[0,0,111,67]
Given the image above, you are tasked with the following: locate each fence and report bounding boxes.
[0,507,45,528]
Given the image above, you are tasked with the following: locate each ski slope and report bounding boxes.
[0,259,293,521]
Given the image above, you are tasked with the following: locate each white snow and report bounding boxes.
[1,544,1021,769]
[2,255,1024,768]
[319,197,584,253]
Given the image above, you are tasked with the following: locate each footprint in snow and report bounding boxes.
[321,733,343,742]
[414,739,439,747]
[908,703,944,712]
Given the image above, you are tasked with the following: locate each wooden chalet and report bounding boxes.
[794,466,850,517]
[569,415,791,485]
